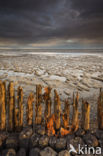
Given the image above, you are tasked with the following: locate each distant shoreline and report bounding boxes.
[0,52,103,58]
[0,48,103,56]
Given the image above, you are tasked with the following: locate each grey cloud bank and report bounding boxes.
[0,0,103,48]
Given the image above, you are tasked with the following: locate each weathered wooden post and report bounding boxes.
[44,87,52,123]
[54,89,61,130]
[35,85,42,125]
[3,81,6,108]
[62,99,70,129]
[14,90,19,130]
[14,86,23,131]
[8,81,15,131]
[82,100,90,131]
[72,92,79,131]
[27,93,34,126]
[97,89,103,130]
[0,81,6,131]
[18,87,23,129]
[14,105,19,130]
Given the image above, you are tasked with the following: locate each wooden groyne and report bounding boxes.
[0,80,103,136]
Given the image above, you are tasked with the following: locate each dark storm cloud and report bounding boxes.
[0,0,103,46]
[70,0,103,17]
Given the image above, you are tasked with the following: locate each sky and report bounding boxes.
[0,0,103,49]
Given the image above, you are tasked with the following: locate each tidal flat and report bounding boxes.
[0,52,103,127]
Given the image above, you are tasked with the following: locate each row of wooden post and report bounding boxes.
[0,80,103,132]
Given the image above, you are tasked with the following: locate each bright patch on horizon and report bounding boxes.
[67,40,74,43]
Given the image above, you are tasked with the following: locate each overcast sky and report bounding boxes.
[0,0,103,49]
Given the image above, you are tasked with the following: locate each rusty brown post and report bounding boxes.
[0,80,6,131]
[44,87,52,123]
[14,89,19,130]
[62,99,70,129]
[35,85,42,125]
[82,100,90,131]
[8,81,15,131]
[54,89,61,130]
[18,87,23,129]
[14,86,23,131]
[72,92,79,131]
[3,81,6,108]
[97,89,103,130]
[27,92,34,126]
[73,92,75,106]
[14,106,19,130]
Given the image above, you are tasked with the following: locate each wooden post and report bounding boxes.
[0,81,6,131]
[35,85,42,125]
[82,100,90,131]
[54,89,61,130]
[98,89,103,130]
[18,87,23,129]
[72,92,79,131]
[14,86,23,131]
[44,87,52,123]
[62,99,70,129]
[15,89,19,130]
[73,92,75,106]
[3,81,7,109]
[8,82,15,131]
[27,93,34,126]
[14,106,19,130]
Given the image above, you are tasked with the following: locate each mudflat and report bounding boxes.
[0,53,103,127]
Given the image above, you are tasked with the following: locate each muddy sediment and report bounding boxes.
[0,53,103,124]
